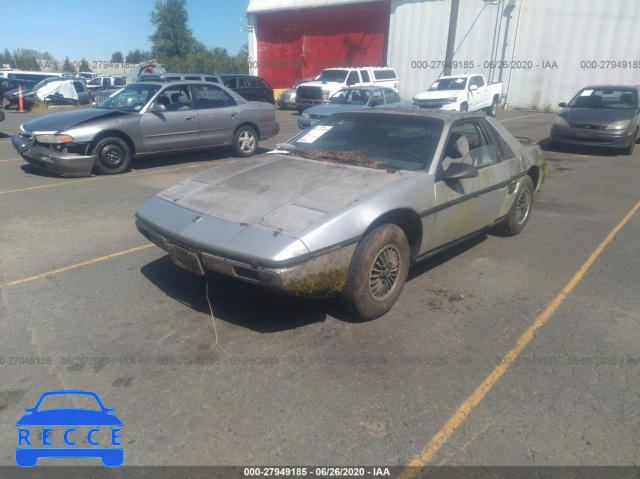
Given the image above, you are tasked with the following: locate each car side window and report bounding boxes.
[383,89,397,104]
[370,90,384,104]
[347,71,359,86]
[72,81,85,93]
[115,77,125,86]
[205,77,219,83]
[223,78,237,89]
[360,70,370,82]
[237,77,251,88]
[159,85,192,111]
[251,78,267,87]
[474,76,485,88]
[191,84,237,109]
[483,121,515,161]
[441,121,498,173]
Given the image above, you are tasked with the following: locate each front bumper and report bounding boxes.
[277,98,296,108]
[12,135,96,177]
[137,219,355,298]
[550,125,636,149]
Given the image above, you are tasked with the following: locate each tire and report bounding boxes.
[498,175,534,236]
[297,107,305,115]
[257,96,269,103]
[93,137,131,175]
[340,224,410,320]
[460,103,469,112]
[232,125,258,157]
[486,98,498,117]
[622,129,637,155]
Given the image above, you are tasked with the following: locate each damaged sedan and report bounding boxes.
[136,110,547,320]
[11,80,279,177]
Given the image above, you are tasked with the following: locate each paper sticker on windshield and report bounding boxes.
[297,126,333,144]
[580,89,594,96]
[454,78,465,84]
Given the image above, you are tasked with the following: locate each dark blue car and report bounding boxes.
[16,390,123,467]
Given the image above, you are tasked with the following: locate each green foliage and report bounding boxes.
[125,49,153,64]
[149,0,199,61]
[111,51,124,63]
[78,58,92,72]
[8,49,42,71]
[62,57,76,73]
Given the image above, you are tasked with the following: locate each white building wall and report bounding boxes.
[388,0,640,110]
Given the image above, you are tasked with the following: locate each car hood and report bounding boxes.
[413,90,462,100]
[305,103,367,117]
[22,108,127,132]
[156,154,410,231]
[16,409,123,426]
[4,87,36,100]
[558,107,635,126]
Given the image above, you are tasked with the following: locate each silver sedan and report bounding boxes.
[11,81,279,177]
[136,109,547,320]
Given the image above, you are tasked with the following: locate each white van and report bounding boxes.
[0,70,63,87]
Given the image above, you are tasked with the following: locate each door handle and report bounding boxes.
[230,113,238,119]
[185,117,195,121]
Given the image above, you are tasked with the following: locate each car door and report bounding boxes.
[469,76,490,110]
[139,84,200,154]
[422,119,511,251]
[190,83,239,146]
[383,89,403,108]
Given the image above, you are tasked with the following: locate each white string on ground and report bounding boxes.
[205,275,231,359]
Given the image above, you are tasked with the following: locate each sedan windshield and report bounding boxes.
[428,77,467,91]
[96,84,162,112]
[568,88,638,109]
[286,114,444,171]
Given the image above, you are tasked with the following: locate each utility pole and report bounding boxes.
[444,0,460,76]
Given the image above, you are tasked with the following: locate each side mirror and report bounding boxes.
[558,102,567,108]
[149,101,166,112]
[444,162,479,181]
[469,85,478,92]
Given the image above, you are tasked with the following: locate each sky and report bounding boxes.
[2,0,251,62]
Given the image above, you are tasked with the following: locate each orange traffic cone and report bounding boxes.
[18,85,24,113]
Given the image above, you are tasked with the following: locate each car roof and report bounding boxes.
[579,85,639,90]
[330,108,485,124]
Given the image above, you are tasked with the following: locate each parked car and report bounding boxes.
[4,77,91,108]
[135,109,546,320]
[296,67,399,113]
[135,73,275,104]
[0,78,31,97]
[549,85,640,155]
[413,74,502,116]
[11,80,279,177]
[87,76,126,93]
[298,86,414,128]
[277,78,314,109]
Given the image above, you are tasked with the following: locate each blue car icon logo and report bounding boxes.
[16,390,123,467]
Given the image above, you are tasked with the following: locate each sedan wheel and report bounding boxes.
[232,125,258,157]
[622,129,637,155]
[498,175,534,236]
[93,137,131,175]
[340,224,410,320]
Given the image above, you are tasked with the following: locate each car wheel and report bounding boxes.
[257,96,269,103]
[622,129,638,155]
[460,103,469,112]
[232,125,258,157]
[93,137,131,175]
[340,224,410,320]
[498,175,534,236]
[486,98,498,117]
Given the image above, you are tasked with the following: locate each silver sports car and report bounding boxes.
[11,81,279,177]
[136,109,547,319]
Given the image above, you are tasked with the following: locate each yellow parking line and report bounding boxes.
[499,112,546,122]
[0,244,155,288]
[0,160,234,195]
[399,199,640,477]
[0,158,20,163]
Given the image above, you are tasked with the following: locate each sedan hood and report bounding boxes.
[559,107,635,127]
[22,108,126,132]
[157,154,410,233]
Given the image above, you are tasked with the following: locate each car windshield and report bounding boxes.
[330,89,372,105]
[428,77,467,91]
[286,114,444,172]
[96,84,162,112]
[567,88,638,109]
[36,393,101,411]
[32,77,64,90]
[315,70,349,83]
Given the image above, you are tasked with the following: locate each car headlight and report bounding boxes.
[301,113,310,119]
[322,89,330,99]
[605,120,630,130]
[35,134,75,143]
[553,116,569,126]
[444,97,458,104]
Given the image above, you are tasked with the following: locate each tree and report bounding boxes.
[125,49,152,64]
[13,49,42,71]
[78,58,92,72]
[149,0,199,62]
[62,56,76,73]
[111,51,124,63]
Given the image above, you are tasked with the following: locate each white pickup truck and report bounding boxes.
[412,74,502,117]
[295,67,399,113]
